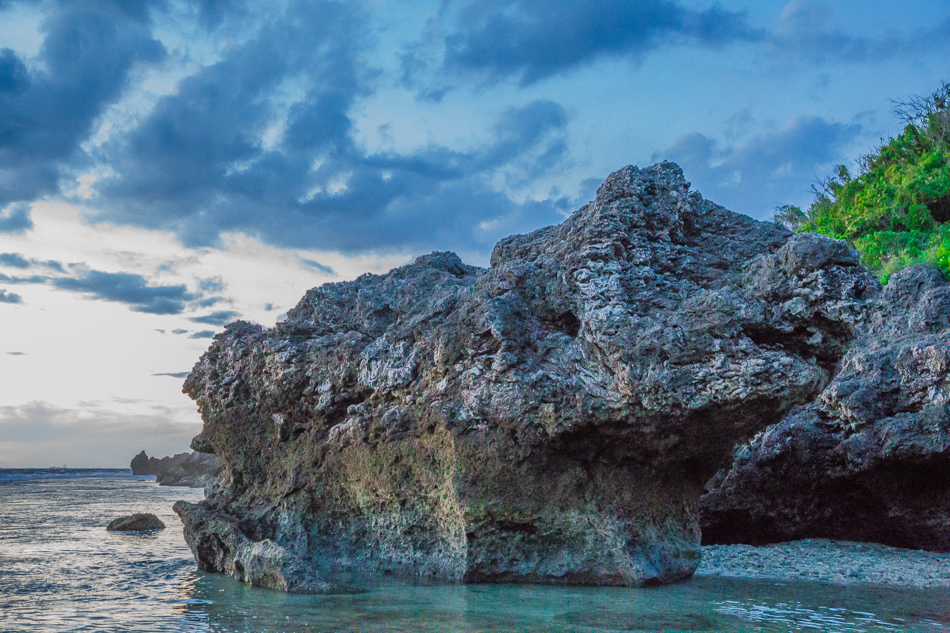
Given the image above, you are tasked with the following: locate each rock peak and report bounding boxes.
[595,161,690,206]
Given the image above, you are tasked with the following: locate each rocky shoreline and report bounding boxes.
[171,161,949,593]
[130,450,220,488]
[697,540,950,588]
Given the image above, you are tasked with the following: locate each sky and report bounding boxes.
[0,0,947,467]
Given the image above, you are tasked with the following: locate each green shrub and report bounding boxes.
[781,82,950,282]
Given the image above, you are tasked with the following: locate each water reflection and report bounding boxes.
[177,572,950,632]
[2,473,948,633]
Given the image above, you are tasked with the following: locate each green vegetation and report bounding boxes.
[777,82,950,283]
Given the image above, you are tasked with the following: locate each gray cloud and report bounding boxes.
[656,115,863,218]
[197,276,226,293]
[0,252,65,271]
[769,1,950,64]
[3,0,937,268]
[189,310,239,326]
[6,351,26,356]
[0,401,199,468]
[0,1,578,259]
[77,0,571,257]
[299,258,334,275]
[189,330,216,339]
[402,0,762,90]
[0,289,23,303]
[0,1,165,220]
[52,269,199,315]
[0,252,30,268]
[0,203,33,233]
[0,272,49,284]
[152,371,190,378]
[0,253,230,315]
[404,0,950,93]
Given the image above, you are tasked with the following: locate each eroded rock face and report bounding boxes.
[130,450,221,487]
[701,264,950,551]
[174,162,878,591]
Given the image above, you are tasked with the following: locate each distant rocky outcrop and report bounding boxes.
[107,513,165,533]
[701,264,950,551]
[130,450,221,487]
[174,162,883,593]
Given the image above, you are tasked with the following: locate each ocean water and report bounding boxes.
[1,470,948,633]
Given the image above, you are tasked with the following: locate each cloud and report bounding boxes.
[0,251,64,271]
[0,289,23,303]
[72,0,571,258]
[0,401,199,468]
[189,310,239,326]
[402,0,762,88]
[299,258,334,275]
[769,1,950,64]
[172,328,188,335]
[197,276,226,293]
[6,351,26,356]
[0,1,165,212]
[0,272,49,284]
[403,1,950,92]
[0,203,33,233]
[656,115,863,218]
[152,371,190,378]
[189,330,216,339]
[0,252,30,268]
[51,269,199,315]
[0,256,230,315]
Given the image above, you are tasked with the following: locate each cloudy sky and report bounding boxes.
[1,0,947,467]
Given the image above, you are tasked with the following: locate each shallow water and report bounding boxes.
[1,470,948,632]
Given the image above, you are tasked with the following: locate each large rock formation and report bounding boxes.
[174,162,878,592]
[130,450,221,487]
[701,264,950,551]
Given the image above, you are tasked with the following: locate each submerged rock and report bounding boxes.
[174,162,877,592]
[107,513,166,533]
[130,450,221,487]
[701,264,950,551]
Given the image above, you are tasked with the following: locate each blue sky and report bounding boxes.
[0,0,947,466]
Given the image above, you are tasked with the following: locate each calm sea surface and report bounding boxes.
[1,469,948,632]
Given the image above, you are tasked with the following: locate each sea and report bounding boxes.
[1,469,948,633]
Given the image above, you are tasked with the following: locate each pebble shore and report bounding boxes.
[696,539,950,588]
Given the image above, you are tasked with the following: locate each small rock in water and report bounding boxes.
[107,513,166,533]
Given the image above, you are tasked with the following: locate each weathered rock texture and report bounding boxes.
[701,264,950,551]
[130,450,221,487]
[107,513,166,533]
[174,162,879,592]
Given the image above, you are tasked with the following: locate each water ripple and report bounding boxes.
[2,471,948,632]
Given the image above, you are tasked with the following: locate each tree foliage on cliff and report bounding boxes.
[778,82,950,283]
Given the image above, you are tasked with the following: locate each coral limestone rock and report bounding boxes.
[701,264,950,551]
[130,450,221,487]
[175,162,877,591]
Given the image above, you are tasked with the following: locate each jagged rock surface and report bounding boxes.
[701,264,950,551]
[174,162,878,592]
[130,450,221,487]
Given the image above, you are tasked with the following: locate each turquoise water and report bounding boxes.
[1,470,948,632]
